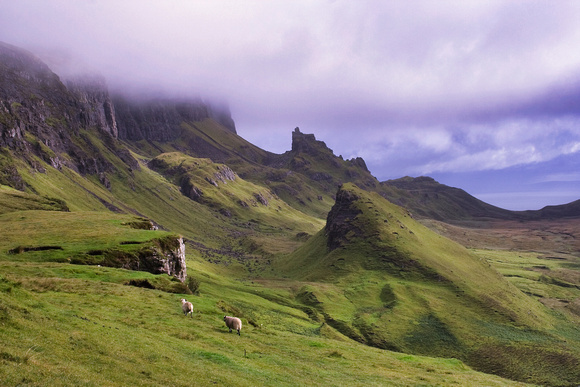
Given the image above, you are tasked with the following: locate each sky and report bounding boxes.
[1,0,580,210]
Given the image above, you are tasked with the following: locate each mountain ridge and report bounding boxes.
[1,39,577,220]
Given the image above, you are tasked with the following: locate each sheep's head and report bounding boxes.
[223,316,227,321]
[181,298,186,303]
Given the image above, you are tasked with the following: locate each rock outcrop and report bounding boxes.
[291,127,332,155]
[325,184,364,251]
[133,236,186,282]
[99,236,187,281]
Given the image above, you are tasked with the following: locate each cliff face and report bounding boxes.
[0,41,75,153]
[129,236,186,282]
[0,41,236,189]
[76,235,187,282]
[0,41,120,183]
[113,95,236,142]
[325,185,364,251]
[66,75,118,138]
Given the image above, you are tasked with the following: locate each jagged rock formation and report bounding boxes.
[0,41,129,183]
[325,185,363,251]
[276,127,377,190]
[2,40,577,224]
[291,127,322,154]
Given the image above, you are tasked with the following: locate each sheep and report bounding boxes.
[180,298,194,318]
[223,315,242,335]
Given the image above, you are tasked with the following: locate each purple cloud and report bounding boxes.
[1,0,580,209]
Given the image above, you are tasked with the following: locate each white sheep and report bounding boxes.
[180,298,194,318]
[223,315,242,335]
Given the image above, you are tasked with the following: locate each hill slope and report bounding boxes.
[277,183,580,385]
[2,40,580,385]
[0,185,530,386]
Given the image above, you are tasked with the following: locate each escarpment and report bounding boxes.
[0,42,131,182]
[113,95,236,142]
[0,41,239,191]
[66,75,118,138]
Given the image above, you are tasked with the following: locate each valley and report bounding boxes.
[1,40,580,386]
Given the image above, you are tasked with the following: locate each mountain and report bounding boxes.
[277,183,580,384]
[2,41,580,385]
[381,176,580,221]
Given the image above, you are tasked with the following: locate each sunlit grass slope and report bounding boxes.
[276,183,580,386]
[0,210,171,262]
[149,152,323,230]
[0,163,533,386]
[0,185,68,214]
[0,259,531,386]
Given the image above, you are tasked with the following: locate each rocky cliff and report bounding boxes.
[325,185,364,251]
[66,75,118,138]
[113,95,236,142]
[74,235,187,282]
[0,41,121,184]
[0,41,237,190]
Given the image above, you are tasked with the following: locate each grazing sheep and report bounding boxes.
[223,315,242,335]
[180,298,194,318]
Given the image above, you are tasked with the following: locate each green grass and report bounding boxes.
[0,210,172,262]
[273,183,580,385]
[0,188,534,385]
[2,130,579,385]
[474,249,580,324]
[0,185,68,214]
[0,260,531,386]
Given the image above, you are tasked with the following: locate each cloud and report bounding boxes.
[536,172,580,183]
[2,0,580,208]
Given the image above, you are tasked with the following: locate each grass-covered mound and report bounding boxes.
[276,183,580,385]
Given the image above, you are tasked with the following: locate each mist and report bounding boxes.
[2,0,580,210]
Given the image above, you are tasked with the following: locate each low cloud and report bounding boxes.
[2,1,580,207]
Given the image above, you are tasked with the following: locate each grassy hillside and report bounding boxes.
[3,40,580,385]
[380,176,580,222]
[0,185,530,386]
[1,261,531,386]
[276,183,580,385]
[380,176,515,221]
[2,125,578,385]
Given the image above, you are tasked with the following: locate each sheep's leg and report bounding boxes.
[229,328,232,333]
[237,329,240,336]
